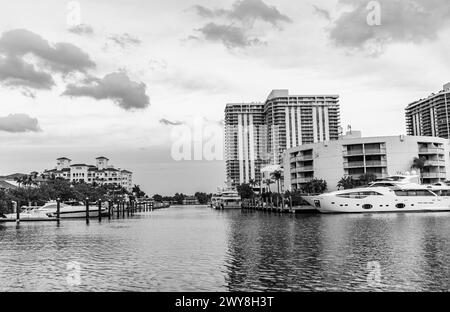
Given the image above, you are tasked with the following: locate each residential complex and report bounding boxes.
[44,156,133,191]
[283,132,450,192]
[405,83,450,138]
[225,102,266,187]
[265,90,340,165]
[225,90,341,188]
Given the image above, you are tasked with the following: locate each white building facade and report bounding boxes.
[284,133,450,192]
[45,156,133,191]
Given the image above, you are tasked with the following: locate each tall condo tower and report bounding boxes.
[405,83,450,138]
[225,103,266,188]
[264,90,340,165]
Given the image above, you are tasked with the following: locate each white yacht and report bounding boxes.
[2,206,55,221]
[210,194,222,209]
[216,189,241,209]
[35,201,108,218]
[304,174,450,213]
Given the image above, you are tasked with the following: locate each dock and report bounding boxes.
[241,203,317,214]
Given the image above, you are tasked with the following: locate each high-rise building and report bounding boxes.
[225,103,265,188]
[224,90,341,188]
[405,83,450,138]
[264,90,340,165]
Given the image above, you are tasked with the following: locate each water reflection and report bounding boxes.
[223,211,450,291]
[1,207,450,291]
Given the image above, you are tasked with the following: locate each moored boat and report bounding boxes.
[303,174,450,213]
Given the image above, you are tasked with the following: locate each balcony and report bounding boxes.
[343,150,364,156]
[364,148,387,155]
[343,161,365,168]
[365,160,387,167]
[291,155,313,162]
[419,147,444,154]
[293,166,314,173]
[422,172,446,179]
[423,160,445,167]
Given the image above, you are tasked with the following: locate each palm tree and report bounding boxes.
[271,170,282,207]
[337,176,356,190]
[248,179,258,206]
[264,178,275,205]
[411,156,426,183]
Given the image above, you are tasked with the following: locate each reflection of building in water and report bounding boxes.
[223,213,318,291]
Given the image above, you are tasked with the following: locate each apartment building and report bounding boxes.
[283,132,450,192]
[264,90,340,165]
[224,90,340,188]
[405,83,450,138]
[45,156,133,191]
[225,102,266,187]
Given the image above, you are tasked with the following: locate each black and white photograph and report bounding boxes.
[1,0,450,300]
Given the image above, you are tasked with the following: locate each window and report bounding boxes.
[362,204,373,210]
[395,190,434,196]
[396,203,405,209]
[337,191,382,199]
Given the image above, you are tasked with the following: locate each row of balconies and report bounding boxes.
[342,148,387,156]
[343,160,388,168]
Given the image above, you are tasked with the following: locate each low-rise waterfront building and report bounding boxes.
[283,132,450,192]
[44,156,133,191]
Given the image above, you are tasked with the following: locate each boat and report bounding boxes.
[217,189,241,209]
[34,201,109,219]
[303,174,450,213]
[210,194,222,208]
[1,206,56,222]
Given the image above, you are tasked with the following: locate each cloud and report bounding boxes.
[0,29,95,74]
[328,0,450,55]
[159,118,185,126]
[68,24,94,35]
[313,5,331,21]
[63,72,150,110]
[0,29,95,92]
[0,114,41,133]
[107,33,141,49]
[190,0,290,49]
[192,0,291,26]
[0,55,55,89]
[196,23,262,48]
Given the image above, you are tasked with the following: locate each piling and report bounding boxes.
[116,201,120,218]
[15,200,20,225]
[122,201,125,218]
[85,198,90,224]
[56,198,61,224]
[108,201,112,220]
[98,200,102,222]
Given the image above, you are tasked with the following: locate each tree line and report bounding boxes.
[0,175,147,214]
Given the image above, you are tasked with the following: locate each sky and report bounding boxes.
[0,0,450,195]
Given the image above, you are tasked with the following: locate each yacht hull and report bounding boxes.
[306,195,450,213]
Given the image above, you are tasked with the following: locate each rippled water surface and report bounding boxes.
[1,206,450,291]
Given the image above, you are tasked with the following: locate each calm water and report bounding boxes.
[1,206,450,291]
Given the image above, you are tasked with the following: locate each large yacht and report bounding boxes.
[220,189,242,209]
[303,174,450,213]
[35,201,108,218]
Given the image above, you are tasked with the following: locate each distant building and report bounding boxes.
[405,83,450,138]
[182,196,200,205]
[283,132,450,192]
[224,89,341,188]
[44,156,133,191]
